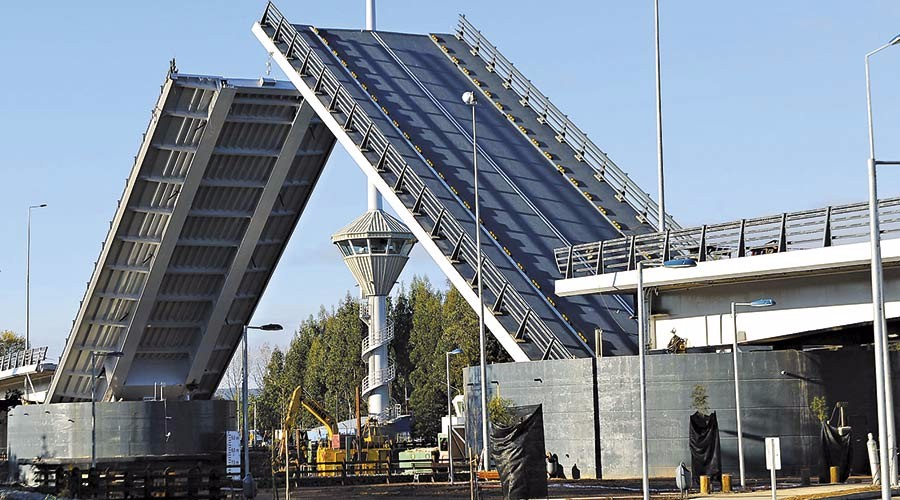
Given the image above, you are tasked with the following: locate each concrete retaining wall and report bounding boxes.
[464,357,599,477]
[465,347,894,480]
[7,399,236,479]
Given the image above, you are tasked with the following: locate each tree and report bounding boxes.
[407,277,445,441]
[388,288,414,410]
[0,331,26,357]
[252,347,285,434]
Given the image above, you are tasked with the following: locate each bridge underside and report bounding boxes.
[48,73,336,403]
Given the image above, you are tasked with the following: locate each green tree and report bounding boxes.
[407,277,445,441]
[389,287,414,410]
[0,331,26,357]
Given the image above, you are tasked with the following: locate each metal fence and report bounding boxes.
[554,197,900,278]
[260,2,573,359]
[456,15,679,232]
[0,346,47,371]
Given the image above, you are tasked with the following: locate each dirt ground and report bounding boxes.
[252,477,877,500]
[253,478,687,500]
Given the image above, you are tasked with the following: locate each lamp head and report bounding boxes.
[890,34,900,46]
[663,257,697,269]
[448,347,463,355]
[259,323,283,331]
[106,351,125,357]
[461,91,476,106]
[749,298,775,308]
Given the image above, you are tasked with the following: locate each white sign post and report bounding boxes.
[226,430,241,480]
[765,437,782,500]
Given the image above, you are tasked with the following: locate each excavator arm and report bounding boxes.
[285,386,339,441]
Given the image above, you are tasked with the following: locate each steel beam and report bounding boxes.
[100,87,237,402]
[45,79,179,404]
[183,101,316,388]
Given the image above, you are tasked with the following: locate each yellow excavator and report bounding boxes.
[283,386,345,475]
[282,386,391,475]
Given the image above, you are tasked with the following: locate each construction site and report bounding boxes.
[2,1,900,499]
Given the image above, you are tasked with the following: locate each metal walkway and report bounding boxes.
[48,72,335,402]
[254,3,674,359]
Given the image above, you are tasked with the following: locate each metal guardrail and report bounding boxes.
[362,362,396,395]
[456,15,679,232]
[0,346,47,371]
[554,197,900,278]
[260,2,572,359]
[361,322,394,356]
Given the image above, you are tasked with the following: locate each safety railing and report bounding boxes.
[260,2,573,360]
[362,361,396,395]
[0,346,48,372]
[554,197,900,278]
[361,322,394,356]
[456,15,679,231]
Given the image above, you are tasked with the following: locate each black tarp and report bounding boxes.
[689,411,722,485]
[820,422,852,482]
[490,404,548,500]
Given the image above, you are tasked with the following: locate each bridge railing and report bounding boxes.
[455,15,679,232]
[0,346,48,372]
[260,3,573,359]
[555,197,900,278]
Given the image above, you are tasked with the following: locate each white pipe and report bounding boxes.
[366,0,376,31]
[654,0,665,232]
[365,0,382,211]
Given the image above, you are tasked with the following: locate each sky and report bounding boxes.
[1,1,900,367]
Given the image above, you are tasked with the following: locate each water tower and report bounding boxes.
[332,209,415,418]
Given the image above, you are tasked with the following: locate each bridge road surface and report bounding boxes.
[311,26,650,355]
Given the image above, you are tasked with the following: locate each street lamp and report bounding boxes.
[26,203,47,350]
[731,298,775,489]
[242,323,283,499]
[637,257,696,500]
[462,90,490,471]
[866,34,900,495]
[446,347,463,484]
[90,350,124,468]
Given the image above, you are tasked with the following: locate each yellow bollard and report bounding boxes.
[700,475,710,494]
[830,466,839,484]
[722,473,732,492]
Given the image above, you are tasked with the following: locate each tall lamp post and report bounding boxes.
[242,323,283,499]
[865,34,900,495]
[637,257,696,500]
[26,203,47,350]
[90,350,124,468]
[462,90,490,471]
[446,347,463,484]
[730,298,775,490]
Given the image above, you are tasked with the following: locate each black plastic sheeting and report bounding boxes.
[690,411,722,485]
[491,405,548,500]
[820,422,852,482]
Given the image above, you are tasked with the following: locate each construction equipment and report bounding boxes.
[283,387,345,475]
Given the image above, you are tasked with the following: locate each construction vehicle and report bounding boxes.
[282,386,391,475]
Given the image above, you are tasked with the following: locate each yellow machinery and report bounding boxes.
[284,387,345,475]
[281,386,394,476]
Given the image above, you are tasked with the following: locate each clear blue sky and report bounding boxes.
[2,1,900,362]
